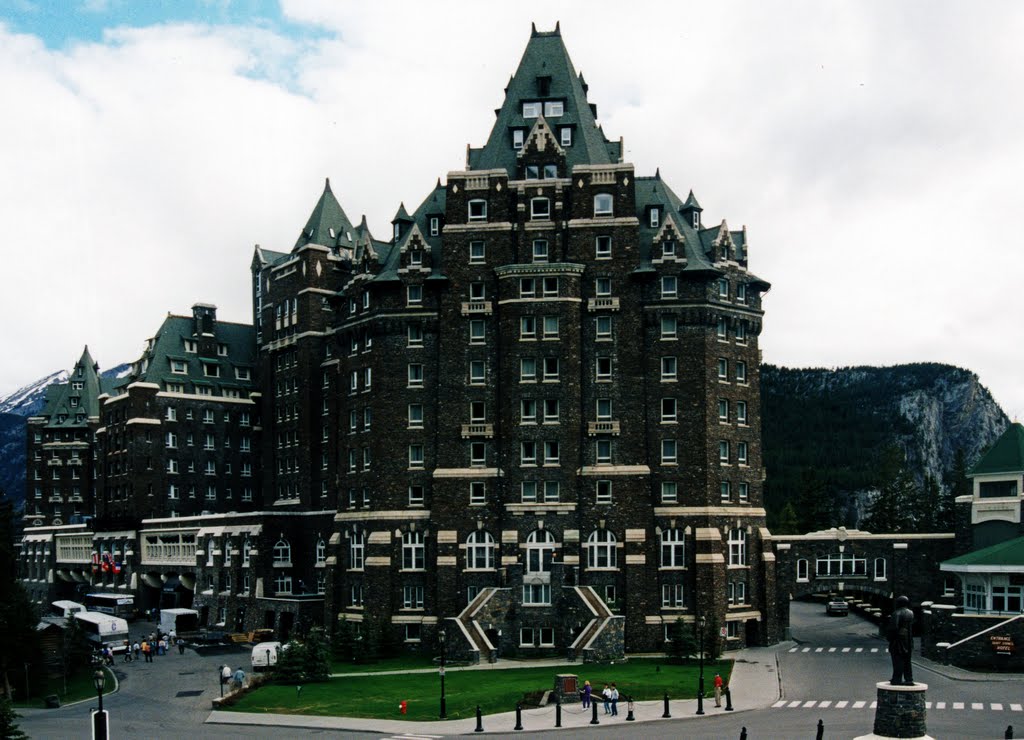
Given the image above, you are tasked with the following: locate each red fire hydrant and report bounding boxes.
[399,700,408,715]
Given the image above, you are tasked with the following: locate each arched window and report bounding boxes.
[349,532,365,570]
[874,557,886,580]
[586,530,617,569]
[796,558,808,581]
[526,529,555,573]
[466,531,495,570]
[727,528,746,566]
[273,539,291,564]
[316,538,327,564]
[660,529,685,567]
[223,538,232,566]
[242,538,251,566]
[402,531,425,570]
[206,537,215,566]
[594,193,613,217]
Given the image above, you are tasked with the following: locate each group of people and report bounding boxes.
[221,665,247,692]
[579,681,621,716]
[118,632,185,663]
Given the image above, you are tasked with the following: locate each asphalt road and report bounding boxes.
[17,607,1022,739]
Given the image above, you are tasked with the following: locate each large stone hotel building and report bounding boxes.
[20,25,777,657]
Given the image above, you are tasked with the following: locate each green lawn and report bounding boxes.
[12,666,114,709]
[329,654,435,674]
[227,658,731,721]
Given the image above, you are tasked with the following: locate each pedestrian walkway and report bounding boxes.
[787,645,888,654]
[207,646,782,735]
[771,698,1024,713]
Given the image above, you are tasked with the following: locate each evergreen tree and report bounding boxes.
[666,617,697,664]
[0,695,28,740]
[377,617,399,659]
[795,468,835,533]
[862,446,917,533]
[914,474,941,532]
[939,447,970,532]
[302,627,331,682]
[773,502,800,535]
[272,640,307,685]
[0,496,40,700]
[331,616,355,663]
[703,616,721,661]
[61,615,92,695]
[355,621,378,664]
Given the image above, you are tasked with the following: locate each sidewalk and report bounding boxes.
[912,651,1021,683]
[207,647,782,735]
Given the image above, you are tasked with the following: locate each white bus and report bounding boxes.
[51,600,87,619]
[83,592,136,620]
[72,611,130,654]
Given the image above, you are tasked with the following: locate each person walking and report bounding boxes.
[601,684,611,714]
[123,640,132,662]
[133,641,140,661]
[232,667,246,691]
[581,680,592,709]
[177,637,186,655]
[610,683,619,716]
[713,673,723,707]
[221,664,232,687]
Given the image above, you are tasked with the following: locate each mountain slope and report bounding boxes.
[762,362,1008,528]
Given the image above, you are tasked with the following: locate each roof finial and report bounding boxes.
[324,177,332,192]
[554,21,560,34]
[531,22,537,37]
[655,167,661,180]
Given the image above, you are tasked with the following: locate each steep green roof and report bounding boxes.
[294,178,355,251]
[376,183,447,283]
[941,536,1024,569]
[468,24,618,173]
[970,423,1024,476]
[44,346,104,428]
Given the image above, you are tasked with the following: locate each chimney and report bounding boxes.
[192,303,217,336]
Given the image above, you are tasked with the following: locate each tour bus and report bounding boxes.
[83,592,136,620]
[72,611,130,654]
[50,600,87,619]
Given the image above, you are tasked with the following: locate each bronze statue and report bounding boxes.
[886,595,914,685]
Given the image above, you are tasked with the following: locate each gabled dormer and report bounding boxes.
[517,116,567,181]
[711,220,734,263]
[679,189,703,230]
[397,223,432,274]
[392,202,414,243]
[652,216,686,264]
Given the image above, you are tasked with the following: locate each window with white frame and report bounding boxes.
[407,324,423,347]
[408,363,424,387]
[274,573,292,595]
[532,239,549,262]
[662,584,685,608]
[661,397,677,423]
[544,480,560,502]
[401,531,425,570]
[661,439,677,464]
[560,127,572,147]
[543,440,559,464]
[408,485,424,506]
[468,199,487,221]
[736,322,747,344]
[520,441,537,466]
[650,207,660,228]
[587,529,617,569]
[469,240,485,263]
[273,539,291,565]
[719,440,730,464]
[403,585,425,609]
[526,529,555,573]
[595,315,612,339]
[466,530,495,569]
[521,480,538,503]
[720,481,731,501]
[543,315,559,339]
[596,356,612,381]
[661,528,686,567]
[595,235,611,259]
[408,444,424,468]
[596,439,612,464]
[718,358,729,380]
[718,278,729,298]
[542,357,559,381]
[542,276,558,296]
[522,101,541,118]
[718,399,729,423]
[661,316,677,338]
[662,239,676,258]
[661,275,678,298]
[661,356,678,381]
[595,277,611,296]
[543,398,559,423]
[796,558,808,581]
[512,129,524,149]
[469,320,486,344]
[594,193,613,216]
[544,101,563,117]
[717,317,728,340]
[470,441,486,466]
[736,401,747,425]
[874,557,887,580]
[661,481,678,503]
[521,398,537,423]
[315,538,326,564]
[531,198,551,220]
[737,442,748,465]
[404,624,422,642]
[728,528,747,566]
[522,584,552,605]
[520,358,537,382]
[737,283,747,304]
[739,482,749,501]
[349,532,364,569]
[520,316,537,339]
[736,361,747,383]
[469,360,486,384]
[408,403,424,428]
[470,481,486,504]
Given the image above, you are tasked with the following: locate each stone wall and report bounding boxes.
[921,604,1024,671]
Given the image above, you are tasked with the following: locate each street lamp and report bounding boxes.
[696,615,707,715]
[93,669,105,711]
[92,668,108,739]
[438,627,447,720]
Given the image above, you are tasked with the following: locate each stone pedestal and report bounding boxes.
[854,682,933,740]
[552,674,579,704]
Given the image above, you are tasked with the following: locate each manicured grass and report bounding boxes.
[227,658,731,721]
[329,654,436,674]
[12,666,115,709]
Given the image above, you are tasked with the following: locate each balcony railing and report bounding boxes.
[47,459,63,467]
[461,301,493,316]
[587,420,621,436]
[587,297,620,312]
[461,423,495,439]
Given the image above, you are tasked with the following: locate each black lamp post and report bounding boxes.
[696,615,707,715]
[93,669,105,712]
[92,668,108,739]
[439,627,447,720]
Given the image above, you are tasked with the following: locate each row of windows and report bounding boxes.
[466,193,615,223]
[794,555,888,581]
[165,459,253,476]
[165,432,251,451]
[164,408,251,426]
[167,483,253,501]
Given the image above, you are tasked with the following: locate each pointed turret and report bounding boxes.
[391,202,414,242]
[468,25,617,173]
[294,177,355,250]
[46,345,104,427]
[680,189,703,228]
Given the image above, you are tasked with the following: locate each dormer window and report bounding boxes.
[410,250,423,266]
[543,164,558,179]
[560,127,572,147]
[393,223,401,240]
[513,130,525,150]
[203,363,220,378]
[468,199,487,222]
[525,165,539,180]
[649,208,660,228]
[543,101,563,117]
[693,211,701,228]
[594,194,613,217]
[429,217,439,236]
[217,344,228,357]
[70,397,79,407]
[171,360,188,374]
[662,240,676,258]
[183,340,197,353]
[522,102,541,118]
[530,198,550,220]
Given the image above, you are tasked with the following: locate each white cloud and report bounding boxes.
[1,2,1023,420]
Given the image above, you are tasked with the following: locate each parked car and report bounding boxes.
[826,598,849,616]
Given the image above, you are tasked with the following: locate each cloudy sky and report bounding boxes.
[2,1,1022,417]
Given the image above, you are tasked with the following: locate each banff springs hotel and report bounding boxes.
[20,26,780,660]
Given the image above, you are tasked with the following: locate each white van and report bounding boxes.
[159,608,200,637]
[251,641,282,671]
[51,600,87,619]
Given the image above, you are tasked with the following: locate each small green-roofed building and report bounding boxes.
[941,536,1024,614]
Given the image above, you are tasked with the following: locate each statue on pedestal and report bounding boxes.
[886,595,915,686]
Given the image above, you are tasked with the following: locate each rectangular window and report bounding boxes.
[718,399,729,423]
[403,585,425,609]
[470,481,486,504]
[718,278,729,298]
[470,282,485,300]
[560,127,572,146]
[660,316,677,339]
[520,278,536,298]
[736,322,747,344]
[661,276,677,298]
[650,208,660,228]
[521,480,537,502]
[532,239,549,262]
[736,361,747,383]
[407,324,423,347]
[738,442,749,465]
[595,277,611,297]
[595,315,612,339]
[522,101,541,118]
[596,439,612,464]
[662,584,685,608]
[717,317,728,340]
[596,356,612,381]
[718,358,728,381]
[521,441,537,466]
[522,583,552,605]
[739,482,749,502]
[661,481,678,503]
[408,444,424,468]
[408,363,424,387]
[530,198,550,220]
[737,283,747,304]
[404,624,422,643]
[542,277,558,296]
[596,479,612,504]
[429,216,440,236]
[662,240,676,258]
[543,398,559,423]
[469,319,486,344]
[543,316,559,339]
[543,101,563,117]
[469,240,485,263]
[408,485,424,506]
[512,129,524,149]
[719,440,730,465]
[520,358,537,382]
[543,440,559,464]
[736,401,747,425]
[544,480,560,502]
[525,165,539,180]
[468,199,487,222]
[521,399,537,423]
[470,401,486,422]
[470,441,486,466]
[542,357,559,381]
[720,481,731,501]
[470,360,486,384]
[661,356,678,381]
[520,316,537,339]
[661,439,677,464]
[407,285,423,305]
[661,397,677,422]
[595,235,611,259]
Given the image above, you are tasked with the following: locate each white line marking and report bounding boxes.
[972,703,984,710]
[855,647,864,653]
[835,701,849,708]
[992,703,1004,711]
[853,701,866,709]
[803,701,817,708]
[788,700,802,708]
[936,702,946,709]
[841,647,851,653]
[828,647,836,653]
[818,700,832,708]
[802,647,811,653]
[954,702,965,710]
[870,701,877,709]
[1011,703,1023,711]
[925,702,932,709]
[788,647,798,653]
[815,648,824,653]
[773,700,788,708]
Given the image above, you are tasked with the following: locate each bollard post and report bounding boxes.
[626,695,635,722]
[474,705,483,733]
[514,702,523,731]
[725,685,734,711]
[662,692,671,719]
[591,700,600,725]
[740,728,748,740]
[1006,726,1013,740]
[697,684,704,715]
[555,694,561,728]
[816,718,824,740]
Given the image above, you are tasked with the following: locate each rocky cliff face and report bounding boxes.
[762,363,1009,527]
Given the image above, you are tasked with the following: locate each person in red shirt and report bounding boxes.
[714,673,724,707]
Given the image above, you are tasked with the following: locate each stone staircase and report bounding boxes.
[449,587,505,664]
[566,585,624,662]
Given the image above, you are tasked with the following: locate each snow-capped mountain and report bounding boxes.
[0,370,69,416]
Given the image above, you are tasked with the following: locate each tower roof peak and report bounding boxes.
[294,178,354,250]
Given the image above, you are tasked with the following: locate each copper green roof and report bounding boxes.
[941,536,1024,570]
[44,346,104,428]
[970,423,1024,476]
[294,178,355,251]
[468,24,619,173]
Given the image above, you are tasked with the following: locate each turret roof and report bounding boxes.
[294,178,355,251]
[970,422,1024,476]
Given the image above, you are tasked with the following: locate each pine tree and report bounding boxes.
[0,496,40,700]
[666,617,697,664]
[773,502,800,535]
[939,447,970,532]
[914,475,941,532]
[795,468,835,533]
[0,695,28,740]
[302,627,331,682]
[331,616,354,663]
[272,640,307,685]
[862,446,917,533]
